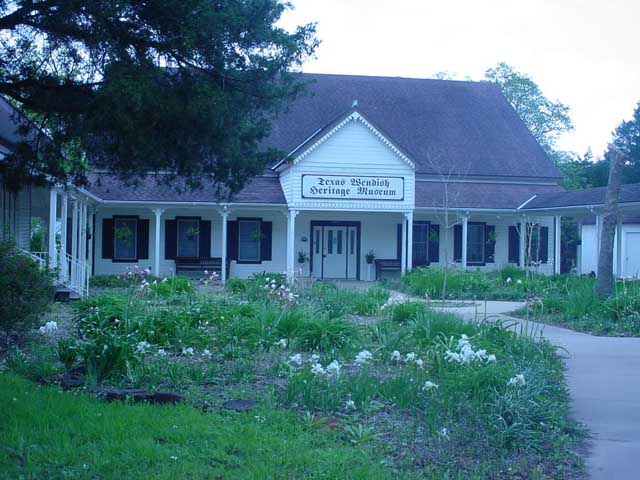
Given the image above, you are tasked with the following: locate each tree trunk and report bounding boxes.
[596,148,625,297]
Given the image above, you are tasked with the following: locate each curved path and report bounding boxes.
[433,300,640,480]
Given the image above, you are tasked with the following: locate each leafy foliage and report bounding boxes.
[0,0,318,191]
[0,241,53,331]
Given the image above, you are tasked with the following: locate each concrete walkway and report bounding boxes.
[434,300,640,480]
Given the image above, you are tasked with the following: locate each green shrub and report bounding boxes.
[226,278,247,294]
[389,301,427,323]
[89,275,130,288]
[296,317,357,351]
[0,241,54,331]
[148,276,193,297]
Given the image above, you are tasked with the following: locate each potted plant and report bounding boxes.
[185,226,200,238]
[365,249,375,281]
[297,250,309,265]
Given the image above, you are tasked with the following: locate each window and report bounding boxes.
[337,230,343,254]
[177,219,199,258]
[412,222,429,266]
[238,220,261,262]
[327,230,334,254]
[315,229,320,254]
[114,217,137,260]
[350,229,355,254]
[467,223,485,264]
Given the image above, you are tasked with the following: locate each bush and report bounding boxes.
[148,276,193,297]
[226,278,247,294]
[89,275,130,288]
[0,242,54,331]
[388,301,427,323]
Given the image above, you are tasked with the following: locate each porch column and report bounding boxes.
[461,215,468,269]
[152,208,164,277]
[71,199,79,287]
[519,220,527,268]
[87,206,94,282]
[405,211,414,272]
[80,202,87,292]
[595,214,603,273]
[616,218,623,277]
[220,206,228,283]
[48,189,58,269]
[286,209,298,282]
[59,193,68,281]
[400,215,407,275]
[554,216,562,275]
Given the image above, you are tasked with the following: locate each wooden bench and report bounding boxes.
[374,259,402,280]
[174,257,229,277]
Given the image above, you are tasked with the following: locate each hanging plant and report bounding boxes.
[185,226,200,238]
[365,249,376,264]
[114,225,133,245]
[297,250,309,264]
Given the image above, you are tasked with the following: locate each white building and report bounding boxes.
[5,73,637,295]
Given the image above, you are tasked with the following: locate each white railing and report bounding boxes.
[17,248,89,297]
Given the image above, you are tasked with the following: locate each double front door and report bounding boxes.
[311,224,358,279]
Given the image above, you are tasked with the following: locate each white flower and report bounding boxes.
[170,455,178,461]
[516,279,523,285]
[439,427,449,438]
[326,360,341,377]
[202,349,212,358]
[422,380,439,391]
[310,362,326,376]
[487,354,497,363]
[38,321,58,335]
[289,353,303,366]
[390,350,401,362]
[157,348,167,357]
[506,277,512,283]
[309,354,320,363]
[345,399,356,410]
[161,277,168,283]
[445,334,495,365]
[277,338,288,349]
[354,350,373,365]
[415,358,424,368]
[182,347,195,356]
[405,352,416,363]
[507,373,526,387]
[136,341,151,353]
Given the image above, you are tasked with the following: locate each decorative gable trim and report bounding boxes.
[275,110,415,170]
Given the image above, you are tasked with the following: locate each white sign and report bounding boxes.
[302,175,404,201]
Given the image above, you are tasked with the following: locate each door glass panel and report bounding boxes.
[315,229,320,254]
[350,230,355,254]
[337,230,343,254]
[328,230,333,254]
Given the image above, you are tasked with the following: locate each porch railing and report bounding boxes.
[17,248,89,297]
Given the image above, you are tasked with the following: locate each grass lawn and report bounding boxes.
[2,273,585,479]
[0,374,387,479]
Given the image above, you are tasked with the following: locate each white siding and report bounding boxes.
[580,224,640,277]
[279,118,415,212]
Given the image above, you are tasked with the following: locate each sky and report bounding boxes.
[278,0,640,159]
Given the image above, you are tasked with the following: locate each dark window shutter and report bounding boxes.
[260,221,272,261]
[66,218,73,255]
[453,224,462,262]
[396,223,402,260]
[102,218,114,259]
[428,224,440,263]
[539,226,549,263]
[227,221,238,261]
[508,226,520,263]
[485,225,496,263]
[199,220,211,258]
[165,219,177,260]
[137,219,149,260]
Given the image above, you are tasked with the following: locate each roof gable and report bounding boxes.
[274,109,415,171]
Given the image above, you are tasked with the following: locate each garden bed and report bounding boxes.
[2,273,585,479]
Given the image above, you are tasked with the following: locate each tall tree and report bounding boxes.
[0,0,318,193]
[613,101,640,183]
[596,148,625,297]
[485,62,573,156]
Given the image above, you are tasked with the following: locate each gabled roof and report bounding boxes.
[264,73,561,179]
[273,108,414,170]
[85,173,286,205]
[521,183,640,211]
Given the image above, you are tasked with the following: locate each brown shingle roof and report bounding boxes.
[522,183,640,210]
[266,73,561,179]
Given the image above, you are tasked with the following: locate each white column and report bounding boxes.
[461,216,468,269]
[152,208,164,277]
[400,216,407,275]
[48,190,58,269]
[405,211,414,272]
[554,216,562,275]
[616,219,623,277]
[87,206,94,283]
[221,207,228,283]
[519,220,527,268]
[59,193,68,281]
[71,200,79,287]
[595,214,603,273]
[286,209,298,282]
